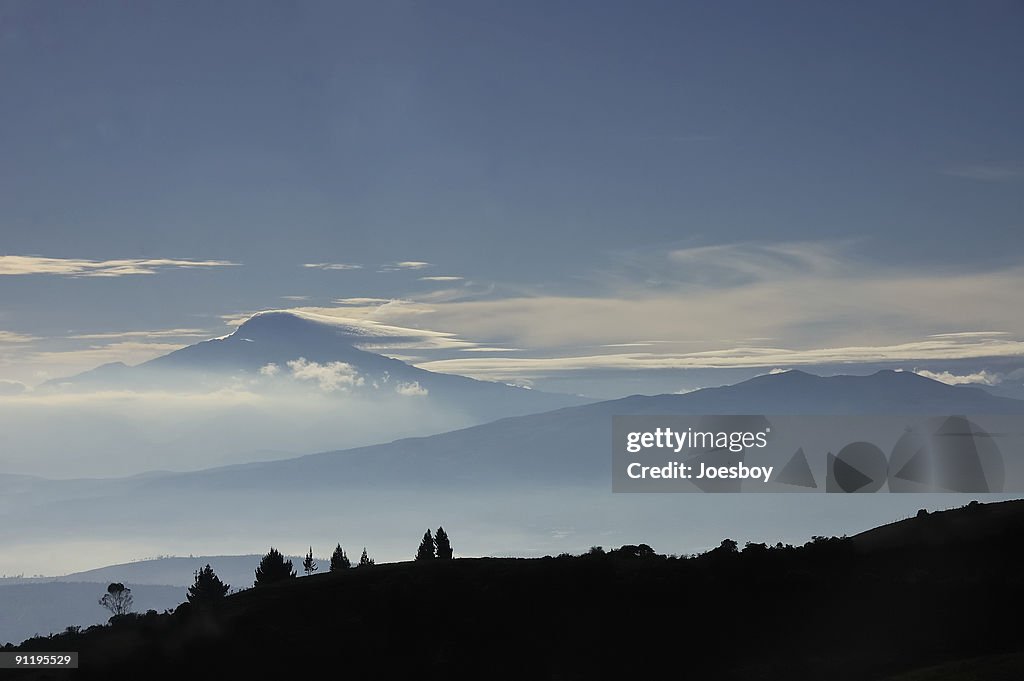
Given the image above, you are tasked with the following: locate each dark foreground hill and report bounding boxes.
[9,500,1024,681]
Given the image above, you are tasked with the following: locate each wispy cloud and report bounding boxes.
[0,379,27,395]
[13,342,186,381]
[0,256,239,277]
[333,297,393,306]
[941,162,1024,182]
[282,241,1024,379]
[69,328,208,340]
[419,276,464,282]
[380,261,432,272]
[0,331,37,343]
[302,263,363,271]
[221,309,476,352]
[418,336,1024,381]
[928,331,1008,339]
[280,295,310,301]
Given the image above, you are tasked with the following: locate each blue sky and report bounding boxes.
[1,1,1022,393]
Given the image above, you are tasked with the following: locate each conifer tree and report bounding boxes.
[416,529,436,561]
[330,543,351,571]
[254,547,297,586]
[358,547,375,567]
[303,547,318,576]
[435,526,453,560]
[187,564,230,603]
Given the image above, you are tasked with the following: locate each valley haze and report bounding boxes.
[0,314,1020,581]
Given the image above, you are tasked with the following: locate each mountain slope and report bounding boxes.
[134,368,1024,492]
[43,311,591,421]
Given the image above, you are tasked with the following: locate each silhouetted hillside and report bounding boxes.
[853,499,1024,552]
[9,500,1024,680]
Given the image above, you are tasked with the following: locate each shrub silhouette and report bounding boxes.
[330,544,351,571]
[613,543,656,559]
[99,583,133,616]
[187,564,229,604]
[416,529,435,561]
[435,526,453,560]
[254,547,296,586]
[715,538,738,554]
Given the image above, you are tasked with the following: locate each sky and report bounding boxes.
[1,0,1023,396]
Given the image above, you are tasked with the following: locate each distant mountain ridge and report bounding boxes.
[26,368,1024,497]
[109,368,1024,493]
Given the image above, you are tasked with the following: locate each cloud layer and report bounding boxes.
[278,242,1024,378]
[4,242,1023,388]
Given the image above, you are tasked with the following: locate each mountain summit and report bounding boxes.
[46,311,591,422]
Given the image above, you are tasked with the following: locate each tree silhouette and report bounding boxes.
[358,547,375,567]
[187,564,230,604]
[416,529,435,561]
[303,547,318,576]
[435,526,453,560]
[330,544,350,571]
[98,583,133,616]
[254,547,296,586]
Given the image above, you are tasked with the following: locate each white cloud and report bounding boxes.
[259,363,280,376]
[380,261,432,271]
[0,331,37,343]
[286,357,365,392]
[419,276,464,282]
[280,295,310,301]
[395,381,428,396]
[302,263,363,271]
[913,369,1003,386]
[0,256,238,277]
